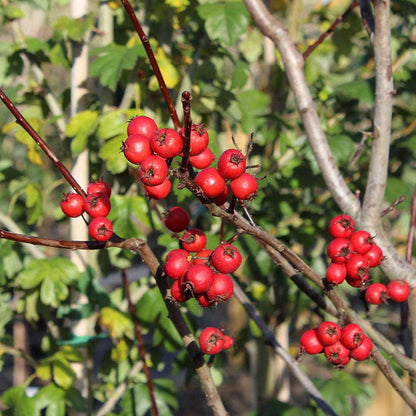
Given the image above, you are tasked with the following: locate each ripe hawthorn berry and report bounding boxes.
[184,264,214,295]
[327,238,352,264]
[211,184,229,206]
[350,335,373,361]
[151,128,183,158]
[60,192,84,218]
[340,323,364,349]
[181,228,207,253]
[83,193,111,218]
[210,243,242,274]
[328,214,355,239]
[364,244,384,268]
[222,335,234,350]
[316,321,341,346]
[346,273,369,289]
[127,115,158,139]
[346,253,370,281]
[324,341,351,367]
[194,167,226,199]
[121,134,153,165]
[164,206,190,233]
[170,278,191,303]
[192,249,213,265]
[164,251,191,280]
[350,230,374,255]
[299,328,324,355]
[325,263,347,285]
[387,280,410,303]
[364,282,388,305]
[88,216,113,242]
[190,147,215,169]
[195,292,212,308]
[144,177,172,200]
[88,178,111,198]
[180,124,209,156]
[206,273,234,304]
[217,149,246,180]
[229,172,258,201]
[138,155,168,186]
[199,327,224,355]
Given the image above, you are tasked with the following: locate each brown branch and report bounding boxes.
[303,0,359,60]
[359,0,375,40]
[381,195,406,217]
[406,190,416,264]
[119,0,181,130]
[180,91,192,173]
[121,270,159,416]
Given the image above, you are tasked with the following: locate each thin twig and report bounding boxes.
[381,195,406,217]
[348,131,371,168]
[359,0,375,41]
[180,91,192,173]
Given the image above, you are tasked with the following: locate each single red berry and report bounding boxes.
[387,280,411,303]
[210,243,242,274]
[195,293,212,308]
[316,321,342,346]
[180,124,210,156]
[350,335,373,361]
[83,192,111,218]
[166,248,189,261]
[346,253,370,280]
[222,335,234,350]
[151,128,184,158]
[199,327,224,355]
[325,263,347,285]
[127,115,158,139]
[87,178,111,198]
[364,283,388,305]
[324,341,351,367]
[229,172,258,201]
[184,264,214,295]
[350,230,374,255]
[327,238,353,264]
[164,251,191,280]
[299,328,324,355]
[364,244,384,268]
[138,155,168,186]
[190,147,215,169]
[164,206,190,233]
[144,177,172,200]
[192,249,213,265]
[194,167,227,199]
[206,273,234,304]
[346,274,369,289]
[211,184,229,206]
[170,278,191,303]
[121,134,153,165]
[181,228,207,253]
[328,214,355,239]
[217,149,246,180]
[340,323,365,349]
[88,216,113,241]
[60,192,84,218]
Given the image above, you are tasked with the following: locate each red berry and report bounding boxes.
[217,149,246,180]
[199,327,224,355]
[164,251,191,280]
[127,115,158,139]
[194,167,226,199]
[164,207,190,233]
[387,280,410,303]
[229,172,258,201]
[180,124,210,156]
[60,192,84,218]
[121,134,153,165]
[299,328,324,355]
[181,228,207,253]
[327,238,353,264]
[210,243,242,274]
[350,230,374,255]
[184,264,214,295]
[87,178,111,198]
[324,341,351,366]
[364,283,388,305]
[350,335,373,361]
[170,278,191,303]
[328,214,355,239]
[138,155,168,186]
[151,128,184,158]
[195,293,212,308]
[364,244,384,268]
[83,193,111,218]
[340,323,364,349]
[346,253,370,280]
[206,273,234,304]
[144,177,172,200]
[346,274,369,289]
[190,147,215,169]
[192,249,213,265]
[211,184,229,206]
[88,216,113,241]
[316,321,341,346]
[325,263,347,285]
[222,335,234,350]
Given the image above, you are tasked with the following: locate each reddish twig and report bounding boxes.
[406,190,416,264]
[303,0,359,60]
[121,270,159,416]
[359,0,375,40]
[180,91,193,173]
[0,88,86,198]
[119,0,181,130]
[381,195,406,217]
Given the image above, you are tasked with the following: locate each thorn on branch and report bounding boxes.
[381,195,406,217]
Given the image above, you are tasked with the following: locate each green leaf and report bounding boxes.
[2,386,38,416]
[33,384,65,416]
[327,134,355,165]
[90,44,146,91]
[239,28,264,63]
[231,60,249,89]
[98,136,128,174]
[334,80,374,105]
[97,110,128,140]
[52,15,94,42]
[25,183,43,225]
[66,110,99,157]
[135,287,164,326]
[237,89,270,132]
[197,1,249,46]
[100,307,134,339]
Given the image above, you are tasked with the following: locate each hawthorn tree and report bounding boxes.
[0,0,416,415]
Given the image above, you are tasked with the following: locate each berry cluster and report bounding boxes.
[365,280,410,305]
[326,214,384,288]
[163,207,238,307]
[299,321,373,367]
[120,115,258,203]
[60,178,113,242]
[198,327,234,355]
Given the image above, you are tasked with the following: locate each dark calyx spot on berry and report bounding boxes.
[183,234,196,244]
[120,141,127,153]
[98,225,110,236]
[207,333,223,351]
[144,168,154,179]
[224,246,236,257]
[194,124,206,135]
[156,131,166,144]
[230,153,244,165]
